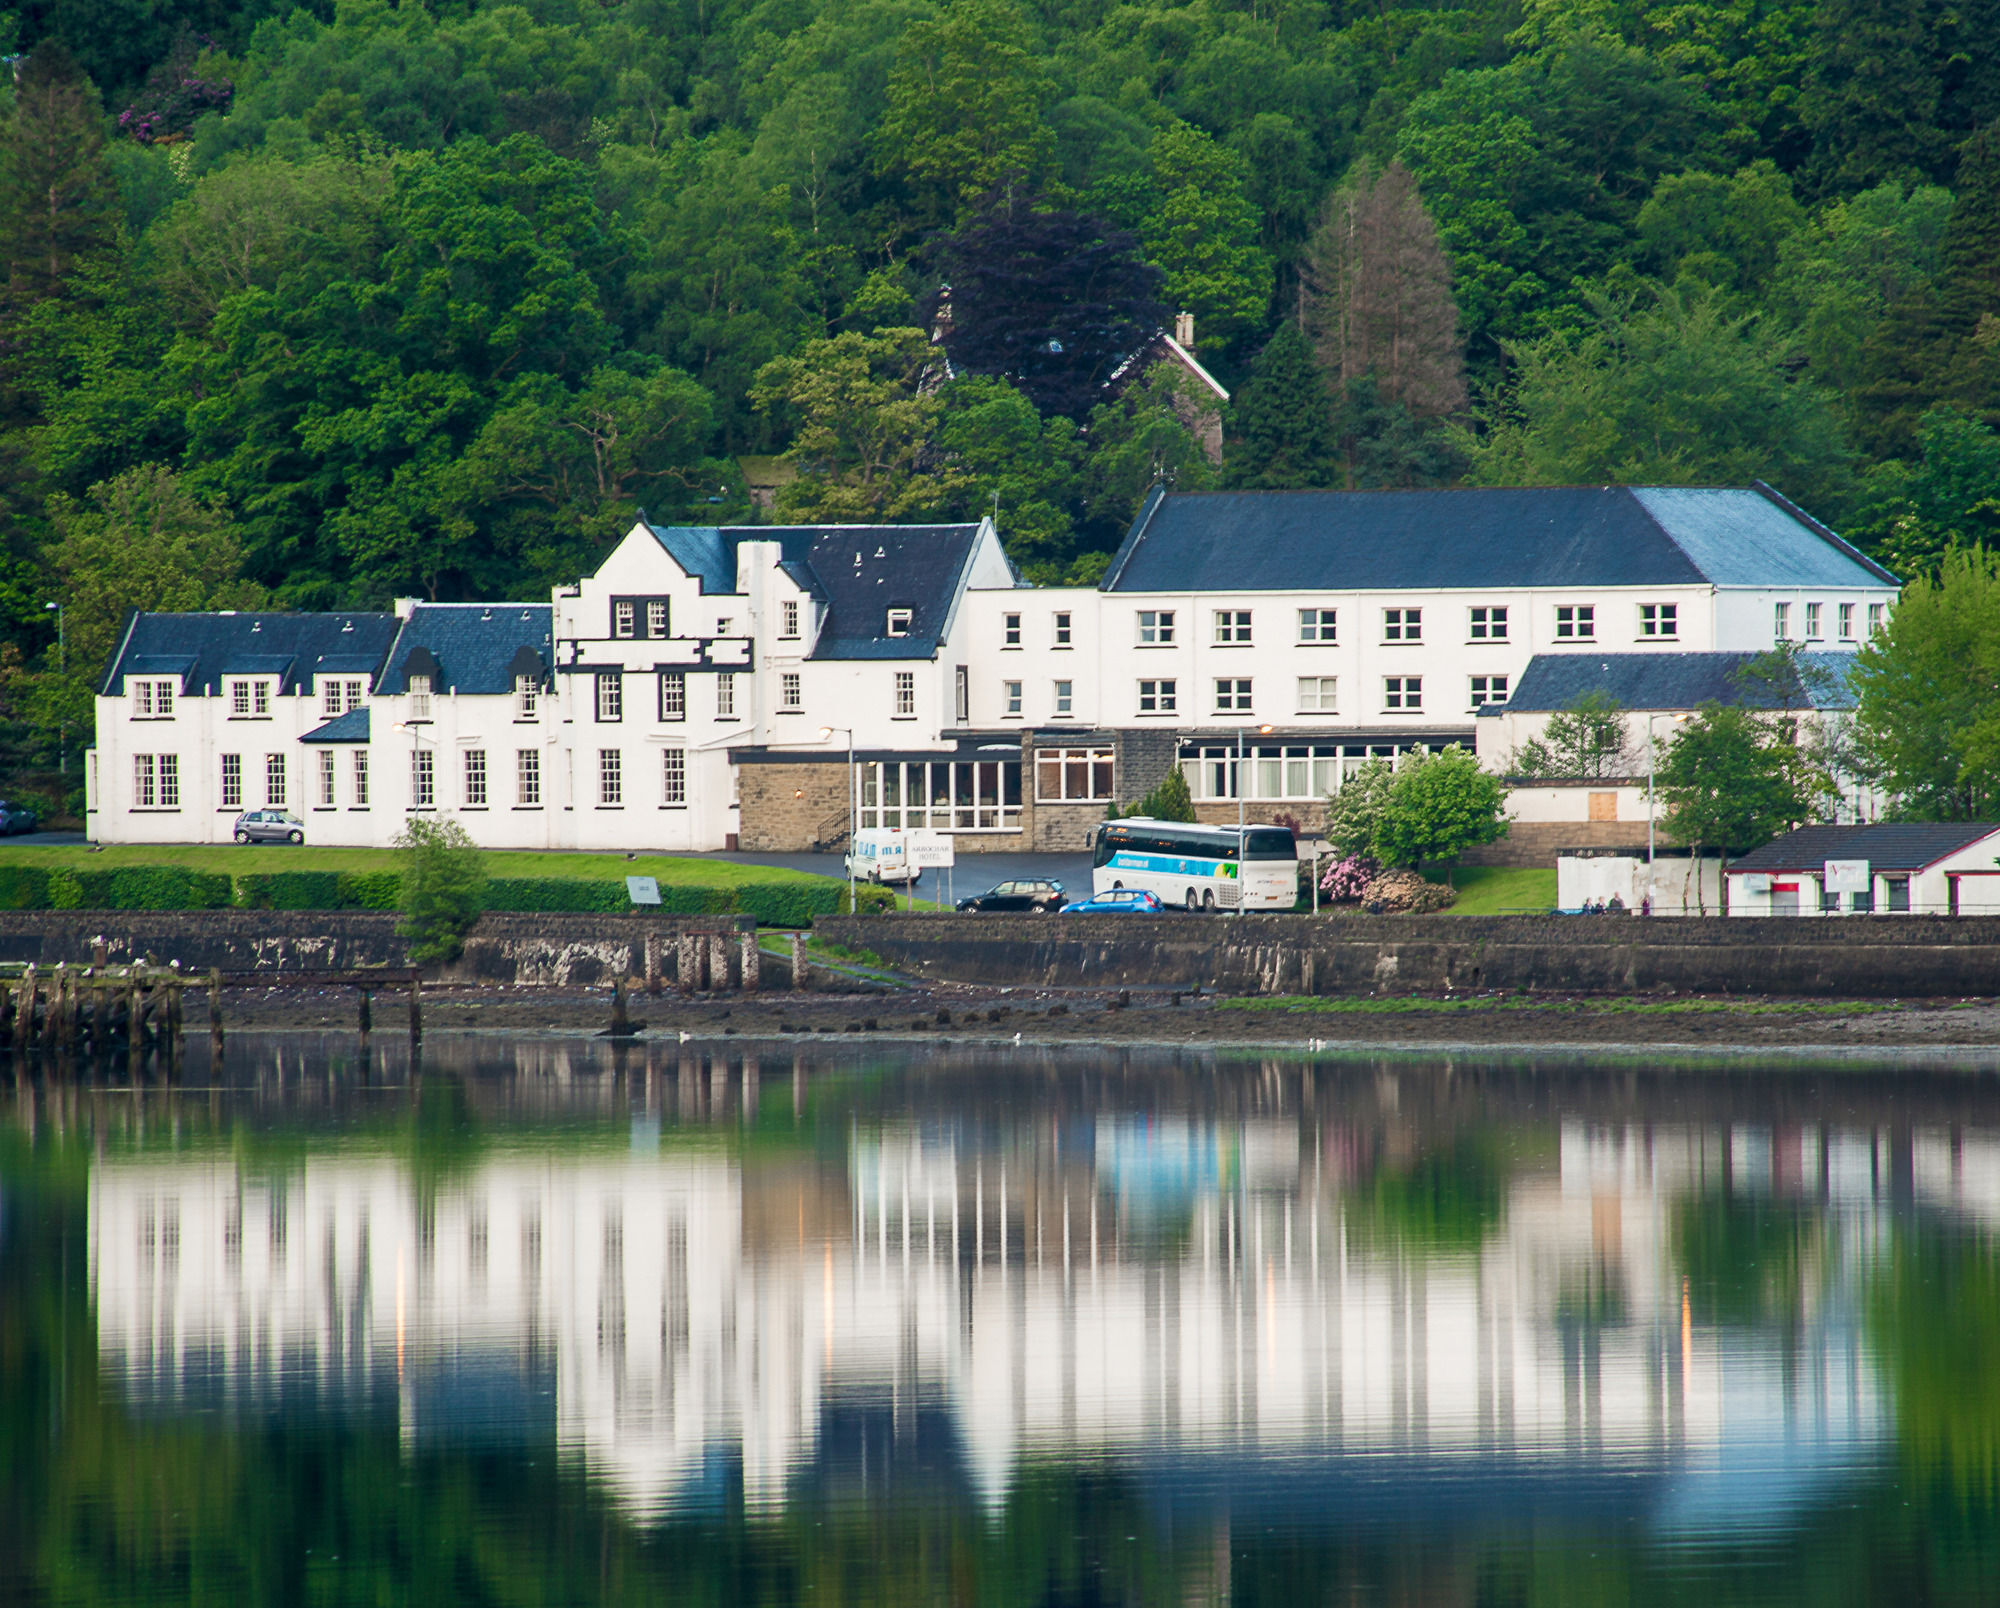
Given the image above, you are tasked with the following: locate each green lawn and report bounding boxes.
[0,841,822,887]
[1438,866,1557,915]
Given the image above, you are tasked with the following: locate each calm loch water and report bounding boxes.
[5,1038,2000,1605]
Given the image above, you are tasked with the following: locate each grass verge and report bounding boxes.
[0,842,822,886]
[1436,866,1557,915]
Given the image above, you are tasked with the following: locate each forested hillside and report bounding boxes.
[1,0,1998,808]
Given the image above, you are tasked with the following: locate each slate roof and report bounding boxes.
[378,604,554,696]
[99,611,399,698]
[648,522,985,660]
[1100,485,1896,593]
[1499,651,1858,713]
[1729,823,2000,873]
[301,707,370,743]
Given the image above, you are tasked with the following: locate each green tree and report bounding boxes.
[924,376,1082,575]
[394,817,487,966]
[1127,766,1195,821]
[1224,324,1340,488]
[1459,285,1855,514]
[1073,365,1217,551]
[875,0,1054,224]
[1132,120,1273,349]
[24,465,265,751]
[1851,547,2000,817]
[751,326,941,520]
[0,43,121,314]
[1323,757,1395,859]
[1654,702,1823,861]
[1372,745,1508,876]
[1507,691,1634,778]
[1637,160,1805,297]
[1855,407,2000,574]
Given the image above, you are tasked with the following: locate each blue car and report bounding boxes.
[1063,888,1165,915]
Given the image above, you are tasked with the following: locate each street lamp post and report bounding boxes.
[1235,723,1275,914]
[820,726,856,912]
[1646,712,1691,904]
[43,602,64,777]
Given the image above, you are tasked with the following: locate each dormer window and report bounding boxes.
[408,673,432,721]
[133,679,174,718]
[515,675,538,720]
[229,679,271,719]
[322,678,348,717]
[886,608,913,638]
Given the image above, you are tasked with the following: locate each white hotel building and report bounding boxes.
[88,484,1897,857]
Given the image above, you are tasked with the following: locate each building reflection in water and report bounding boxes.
[71,1042,2000,1529]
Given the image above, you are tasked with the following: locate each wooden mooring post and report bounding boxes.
[408,975,423,1044]
[209,969,225,1059]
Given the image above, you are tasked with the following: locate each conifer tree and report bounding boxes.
[1307,160,1465,420]
[1224,324,1340,488]
[0,43,119,315]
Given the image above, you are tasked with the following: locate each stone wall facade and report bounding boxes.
[818,911,2000,999]
[736,760,853,852]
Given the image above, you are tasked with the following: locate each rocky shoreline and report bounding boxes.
[188,978,2000,1052]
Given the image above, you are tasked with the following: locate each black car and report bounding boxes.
[956,878,1066,913]
[0,799,40,835]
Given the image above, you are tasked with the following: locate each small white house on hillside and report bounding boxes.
[1725,823,2000,915]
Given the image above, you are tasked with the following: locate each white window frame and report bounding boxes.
[317,749,337,807]
[352,750,369,807]
[515,675,539,720]
[1638,602,1678,639]
[1214,677,1253,714]
[1468,606,1507,642]
[1838,602,1856,640]
[886,608,913,638]
[1034,747,1114,803]
[1053,610,1073,648]
[1469,674,1509,710]
[659,671,686,722]
[1138,609,1176,645]
[220,753,242,810]
[1003,612,1022,649]
[1213,609,1253,645]
[1138,678,1177,714]
[265,752,287,807]
[716,673,736,719]
[1384,676,1422,712]
[1805,601,1823,640]
[781,599,800,639]
[613,600,637,639]
[1297,608,1337,644]
[598,748,622,807]
[1297,676,1338,713]
[409,750,432,810]
[646,599,668,638]
[1554,604,1595,640]
[407,674,431,722]
[1774,601,1791,640]
[464,748,487,808]
[1003,680,1023,717]
[779,671,802,711]
[1053,679,1073,717]
[1868,602,1885,636]
[1383,607,1421,643]
[321,678,346,717]
[661,748,686,807]
[517,749,540,808]
[595,672,622,723]
[133,754,156,809]
[893,671,916,718]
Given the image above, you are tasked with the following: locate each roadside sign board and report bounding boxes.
[1823,860,1870,894]
[908,830,956,869]
[626,875,662,905]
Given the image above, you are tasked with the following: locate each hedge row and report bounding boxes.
[0,864,891,923]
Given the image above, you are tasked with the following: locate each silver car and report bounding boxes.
[233,809,305,845]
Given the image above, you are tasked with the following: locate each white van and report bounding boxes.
[844,829,919,884]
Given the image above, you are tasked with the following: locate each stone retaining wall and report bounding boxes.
[0,910,771,988]
[814,912,2000,998]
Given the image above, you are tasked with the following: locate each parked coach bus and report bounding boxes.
[1091,818,1298,912]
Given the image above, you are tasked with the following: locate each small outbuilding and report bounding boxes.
[1725,823,2000,916]
[1557,846,1723,915]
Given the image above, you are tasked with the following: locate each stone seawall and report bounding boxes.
[0,910,764,988]
[814,913,2000,998]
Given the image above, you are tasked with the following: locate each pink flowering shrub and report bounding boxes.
[1319,854,1377,902]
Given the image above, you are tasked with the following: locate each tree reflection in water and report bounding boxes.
[3,1039,2000,1606]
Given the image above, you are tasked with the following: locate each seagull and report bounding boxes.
[678,1030,691,1044]
[1012,1032,1022,1044]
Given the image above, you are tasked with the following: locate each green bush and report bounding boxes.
[335,871,402,909]
[394,819,488,964]
[0,866,50,909]
[484,877,630,913]
[236,870,345,909]
[737,881,847,926]
[48,866,232,909]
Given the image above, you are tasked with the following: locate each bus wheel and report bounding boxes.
[1202,890,1216,911]
[1112,881,1123,890]
[1185,888,1199,911]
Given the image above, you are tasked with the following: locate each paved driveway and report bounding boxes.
[673,849,1096,905]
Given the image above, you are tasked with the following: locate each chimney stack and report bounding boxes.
[1174,310,1195,347]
